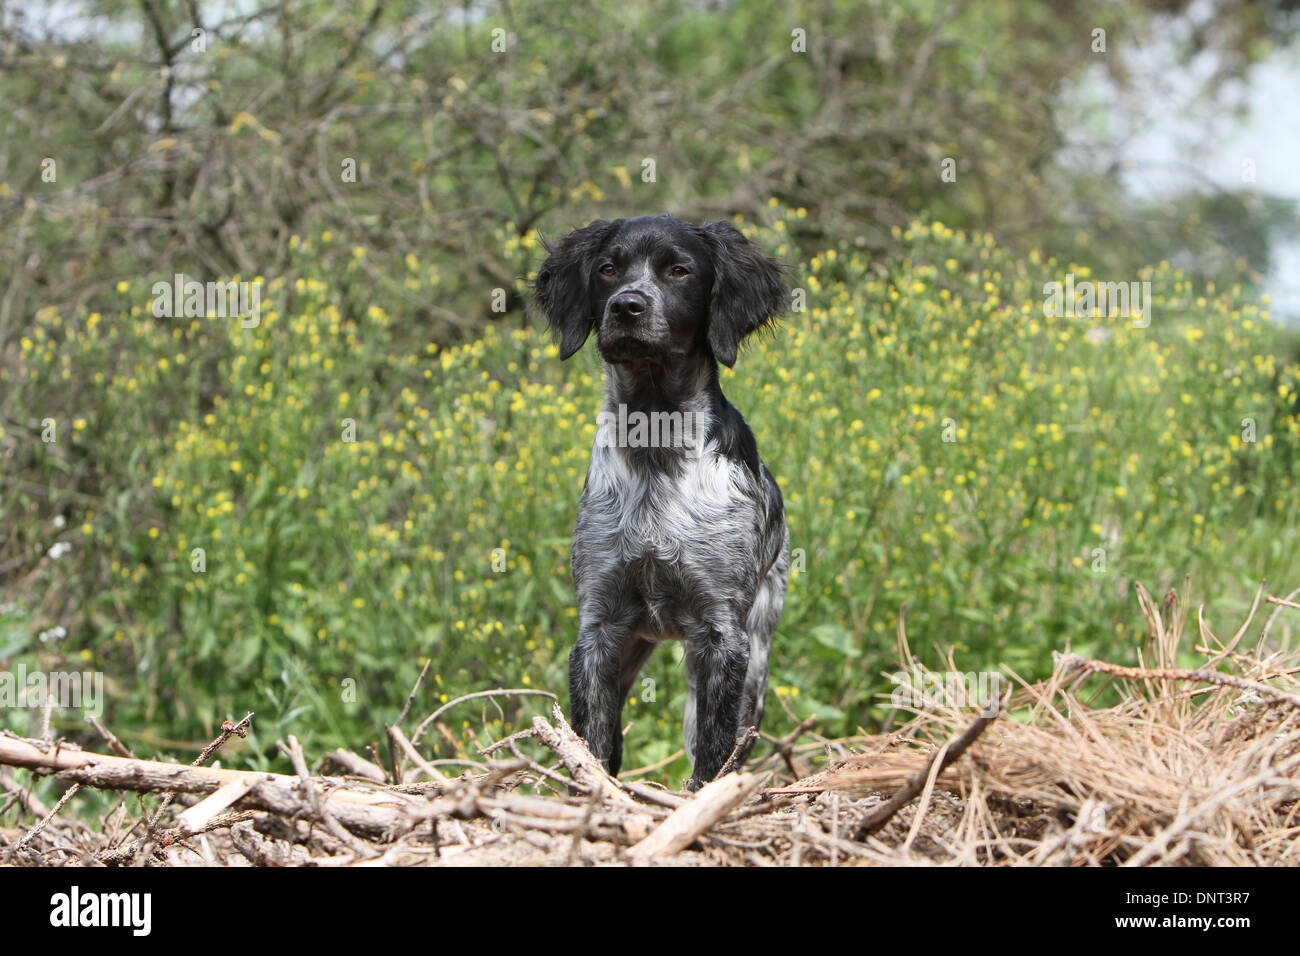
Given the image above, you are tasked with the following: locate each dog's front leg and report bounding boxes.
[568,620,628,775]
[685,625,750,790]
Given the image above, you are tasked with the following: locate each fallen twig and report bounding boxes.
[321,749,388,783]
[1056,654,1300,709]
[0,733,427,839]
[531,704,636,806]
[852,707,998,840]
[175,777,258,835]
[716,726,757,779]
[16,780,81,850]
[388,723,449,785]
[282,735,374,859]
[410,688,557,749]
[627,772,765,859]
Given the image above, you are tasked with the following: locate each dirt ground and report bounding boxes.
[3,581,1298,866]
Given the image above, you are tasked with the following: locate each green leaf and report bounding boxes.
[811,623,860,658]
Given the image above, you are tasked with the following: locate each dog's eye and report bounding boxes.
[598,263,616,277]
[669,265,690,278]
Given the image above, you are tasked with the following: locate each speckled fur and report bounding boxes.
[533,215,790,789]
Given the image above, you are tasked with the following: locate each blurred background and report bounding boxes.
[2,0,1299,783]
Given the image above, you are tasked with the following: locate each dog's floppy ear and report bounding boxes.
[532,219,618,360]
[699,221,790,368]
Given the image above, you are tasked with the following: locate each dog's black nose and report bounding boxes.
[608,290,647,322]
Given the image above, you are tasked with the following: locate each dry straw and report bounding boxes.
[2,578,1298,866]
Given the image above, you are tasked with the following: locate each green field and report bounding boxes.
[4,209,1297,785]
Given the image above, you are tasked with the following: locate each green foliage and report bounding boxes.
[4,211,1298,782]
[4,0,1292,352]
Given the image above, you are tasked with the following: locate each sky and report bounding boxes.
[1061,9,1300,323]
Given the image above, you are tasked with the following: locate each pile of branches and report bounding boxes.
[2,580,1299,866]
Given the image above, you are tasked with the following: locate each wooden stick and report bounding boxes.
[0,734,424,837]
[1057,654,1300,708]
[16,781,81,849]
[410,688,557,748]
[627,772,765,859]
[0,767,51,817]
[143,712,254,838]
[852,708,997,840]
[622,780,687,808]
[388,723,449,784]
[322,749,388,783]
[89,717,135,758]
[282,734,373,857]
[758,715,818,778]
[530,705,636,806]
[716,726,757,778]
[175,777,259,834]
[394,659,431,729]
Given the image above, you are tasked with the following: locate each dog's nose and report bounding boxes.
[608,290,647,322]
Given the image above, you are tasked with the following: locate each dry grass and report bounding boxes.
[2,578,1298,866]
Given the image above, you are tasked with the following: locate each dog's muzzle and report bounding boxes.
[599,290,664,362]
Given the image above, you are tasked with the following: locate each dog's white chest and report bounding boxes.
[585,443,745,562]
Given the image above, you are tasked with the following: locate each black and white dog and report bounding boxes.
[533,215,790,790]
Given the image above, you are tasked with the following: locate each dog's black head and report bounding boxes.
[533,215,788,368]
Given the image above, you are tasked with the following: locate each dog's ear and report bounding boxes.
[532,219,618,360]
[699,221,789,368]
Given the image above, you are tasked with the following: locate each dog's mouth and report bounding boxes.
[597,333,665,364]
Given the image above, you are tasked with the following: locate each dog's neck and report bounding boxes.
[598,355,720,471]
[603,354,718,415]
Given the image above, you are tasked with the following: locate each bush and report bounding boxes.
[4,209,1298,780]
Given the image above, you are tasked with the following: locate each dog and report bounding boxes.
[533,215,790,790]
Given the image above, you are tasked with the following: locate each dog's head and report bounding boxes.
[532,215,788,368]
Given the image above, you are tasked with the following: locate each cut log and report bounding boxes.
[628,772,764,859]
